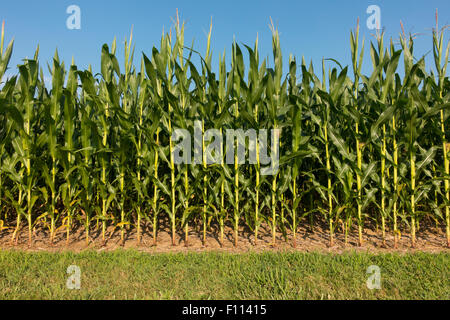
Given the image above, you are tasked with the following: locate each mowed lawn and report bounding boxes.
[0,250,448,300]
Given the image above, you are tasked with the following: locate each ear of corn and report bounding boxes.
[0,14,449,249]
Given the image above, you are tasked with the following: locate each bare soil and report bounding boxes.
[0,216,448,254]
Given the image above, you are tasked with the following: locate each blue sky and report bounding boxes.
[1,0,449,81]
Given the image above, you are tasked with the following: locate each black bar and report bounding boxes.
[0,300,446,319]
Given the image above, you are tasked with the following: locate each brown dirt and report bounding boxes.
[0,217,448,254]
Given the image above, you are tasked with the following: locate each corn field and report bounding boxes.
[0,16,449,249]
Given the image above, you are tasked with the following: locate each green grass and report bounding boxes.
[0,250,448,300]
